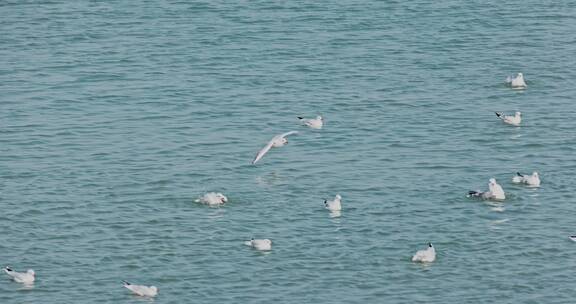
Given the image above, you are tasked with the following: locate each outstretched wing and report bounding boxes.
[252,138,275,164]
[279,131,298,139]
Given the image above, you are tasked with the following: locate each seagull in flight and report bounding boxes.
[252,131,298,165]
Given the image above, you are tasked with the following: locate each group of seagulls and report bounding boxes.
[4,73,551,296]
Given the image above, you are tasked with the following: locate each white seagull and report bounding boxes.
[244,238,272,251]
[468,178,506,200]
[506,72,527,88]
[4,267,35,284]
[512,172,540,187]
[298,116,323,129]
[324,194,342,211]
[412,243,436,263]
[122,281,158,297]
[569,236,576,242]
[252,131,298,164]
[495,111,521,126]
[195,192,228,206]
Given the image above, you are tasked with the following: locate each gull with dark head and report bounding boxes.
[298,116,323,129]
[495,111,521,126]
[252,131,298,164]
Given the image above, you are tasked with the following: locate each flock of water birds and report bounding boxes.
[4,72,556,298]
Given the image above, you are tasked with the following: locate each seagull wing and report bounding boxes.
[279,131,298,138]
[252,138,275,164]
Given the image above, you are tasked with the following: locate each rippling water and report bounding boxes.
[2,1,576,303]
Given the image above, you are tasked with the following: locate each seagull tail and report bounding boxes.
[122,280,131,286]
[467,191,481,197]
[516,172,524,177]
[297,117,304,120]
[495,112,503,119]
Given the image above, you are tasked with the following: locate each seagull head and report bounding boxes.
[489,178,497,185]
[515,111,521,116]
[27,270,35,276]
[316,116,323,121]
[335,194,342,200]
[150,286,158,293]
[216,193,228,203]
[517,72,523,78]
[532,172,539,177]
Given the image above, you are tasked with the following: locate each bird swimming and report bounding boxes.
[324,194,342,211]
[506,72,527,88]
[122,281,158,297]
[4,266,35,284]
[512,172,540,187]
[244,238,272,251]
[412,243,436,263]
[468,178,506,200]
[195,192,228,206]
[252,131,298,164]
[298,116,323,129]
[495,111,521,126]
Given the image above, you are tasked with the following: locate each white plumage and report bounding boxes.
[512,172,540,187]
[298,116,323,129]
[244,238,272,251]
[506,72,527,88]
[495,111,521,126]
[252,131,298,164]
[195,192,228,206]
[4,267,35,284]
[123,281,158,297]
[412,243,436,263]
[324,194,342,211]
[468,178,505,200]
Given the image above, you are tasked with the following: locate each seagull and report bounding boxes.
[512,172,540,187]
[252,131,298,164]
[468,178,506,200]
[569,236,576,242]
[4,267,35,284]
[122,281,158,297]
[412,243,436,263]
[506,72,527,88]
[244,238,272,251]
[324,194,342,211]
[495,111,521,126]
[195,192,228,206]
[298,116,323,129]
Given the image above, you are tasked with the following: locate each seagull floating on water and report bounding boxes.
[468,178,506,200]
[298,116,323,129]
[244,238,272,251]
[506,72,527,88]
[195,192,228,206]
[122,281,158,297]
[324,194,342,211]
[512,172,540,187]
[412,243,436,263]
[252,131,298,164]
[495,111,521,126]
[569,236,576,242]
[4,267,35,284]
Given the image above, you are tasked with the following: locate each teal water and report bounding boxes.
[2,1,576,303]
